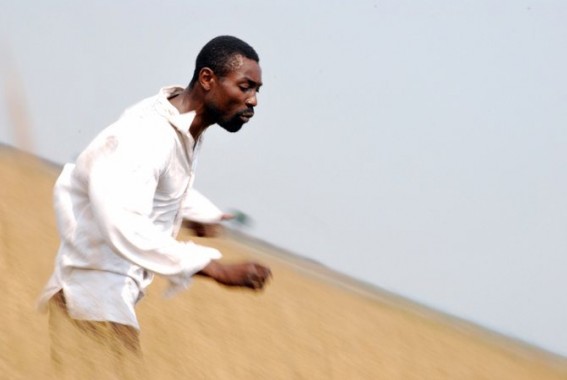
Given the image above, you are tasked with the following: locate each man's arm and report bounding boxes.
[184,213,233,237]
[86,132,221,283]
[197,261,272,290]
[181,188,231,237]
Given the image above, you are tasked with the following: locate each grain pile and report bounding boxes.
[1,146,566,379]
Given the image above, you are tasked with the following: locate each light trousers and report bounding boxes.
[48,291,146,380]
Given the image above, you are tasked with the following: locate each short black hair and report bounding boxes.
[189,35,259,88]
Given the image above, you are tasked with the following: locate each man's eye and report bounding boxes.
[239,86,250,92]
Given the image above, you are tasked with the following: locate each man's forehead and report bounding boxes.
[228,55,262,84]
[226,54,245,73]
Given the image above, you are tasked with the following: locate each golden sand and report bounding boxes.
[1,147,566,379]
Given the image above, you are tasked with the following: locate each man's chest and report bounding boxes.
[155,144,193,202]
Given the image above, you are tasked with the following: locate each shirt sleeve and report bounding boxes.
[86,130,221,287]
[180,188,224,223]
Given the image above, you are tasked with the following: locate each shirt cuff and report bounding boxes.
[163,243,222,298]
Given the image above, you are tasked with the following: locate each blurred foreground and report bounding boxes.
[1,146,566,379]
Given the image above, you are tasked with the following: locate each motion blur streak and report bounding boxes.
[1,46,35,155]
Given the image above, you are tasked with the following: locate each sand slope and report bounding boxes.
[1,147,566,379]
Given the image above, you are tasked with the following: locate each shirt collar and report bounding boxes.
[156,86,196,135]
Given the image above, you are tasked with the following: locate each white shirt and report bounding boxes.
[38,86,222,329]
[181,188,224,223]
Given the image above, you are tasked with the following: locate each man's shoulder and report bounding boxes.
[122,86,183,118]
[120,94,161,120]
[86,87,182,155]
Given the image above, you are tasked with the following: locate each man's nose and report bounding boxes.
[246,93,258,107]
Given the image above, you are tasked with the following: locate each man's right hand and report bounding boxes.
[197,261,272,290]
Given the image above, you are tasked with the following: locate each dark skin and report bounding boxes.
[169,56,270,291]
[169,55,262,140]
[183,213,233,238]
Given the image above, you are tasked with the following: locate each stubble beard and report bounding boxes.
[208,103,244,133]
[218,116,244,133]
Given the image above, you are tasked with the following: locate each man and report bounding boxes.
[37,35,271,377]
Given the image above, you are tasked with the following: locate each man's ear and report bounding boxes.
[199,68,215,91]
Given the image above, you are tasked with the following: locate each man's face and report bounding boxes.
[207,56,263,133]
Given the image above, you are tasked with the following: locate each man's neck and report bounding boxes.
[168,88,211,142]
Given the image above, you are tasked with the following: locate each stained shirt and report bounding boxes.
[37,86,222,329]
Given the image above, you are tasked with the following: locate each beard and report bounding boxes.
[218,115,245,133]
[217,107,254,133]
[207,99,254,133]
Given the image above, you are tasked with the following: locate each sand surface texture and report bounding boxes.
[1,147,566,379]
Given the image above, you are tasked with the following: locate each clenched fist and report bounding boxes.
[198,261,272,290]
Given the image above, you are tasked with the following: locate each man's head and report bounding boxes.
[190,36,262,133]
